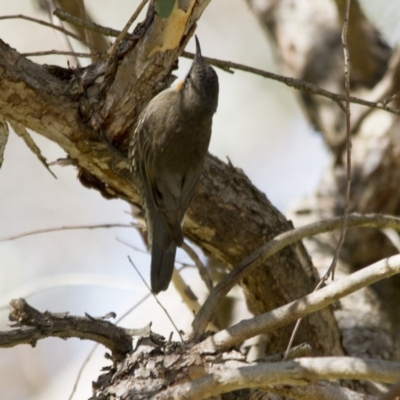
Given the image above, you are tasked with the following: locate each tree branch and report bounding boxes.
[182,51,400,116]
[9,120,57,178]
[0,14,95,50]
[0,299,133,358]
[327,0,351,280]
[22,50,97,58]
[191,213,400,339]
[193,254,400,353]
[108,0,149,56]
[153,357,400,400]
[52,8,137,40]
[0,223,135,242]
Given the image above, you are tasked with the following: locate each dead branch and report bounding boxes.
[0,298,133,358]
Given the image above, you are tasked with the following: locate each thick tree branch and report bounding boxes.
[0,37,135,200]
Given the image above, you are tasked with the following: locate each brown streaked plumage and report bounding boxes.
[129,37,219,293]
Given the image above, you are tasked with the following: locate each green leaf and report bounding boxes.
[155,0,176,18]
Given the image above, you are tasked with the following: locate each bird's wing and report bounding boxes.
[153,167,202,247]
[134,105,183,246]
[180,168,202,213]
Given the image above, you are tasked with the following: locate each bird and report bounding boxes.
[129,36,219,293]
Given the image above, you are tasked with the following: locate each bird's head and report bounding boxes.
[181,36,219,115]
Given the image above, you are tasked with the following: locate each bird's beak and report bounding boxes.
[195,35,202,58]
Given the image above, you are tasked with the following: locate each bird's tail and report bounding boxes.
[150,212,177,293]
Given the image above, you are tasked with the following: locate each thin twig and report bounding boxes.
[53,8,137,40]
[128,256,183,341]
[283,318,302,361]
[0,14,95,50]
[283,263,335,360]
[0,223,135,242]
[108,0,149,56]
[190,213,400,340]
[383,91,400,106]
[116,237,193,267]
[171,268,201,314]
[328,0,352,281]
[68,293,151,400]
[285,1,353,353]
[45,0,79,67]
[182,242,213,292]
[68,344,97,400]
[170,269,221,333]
[22,50,96,58]
[116,237,149,255]
[351,47,400,131]
[171,269,220,331]
[10,121,57,179]
[260,343,312,363]
[193,254,400,353]
[182,51,234,73]
[381,228,400,252]
[75,0,93,60]
[3,13,399,117]
[4,12,399,117]
[181,52,400,116]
